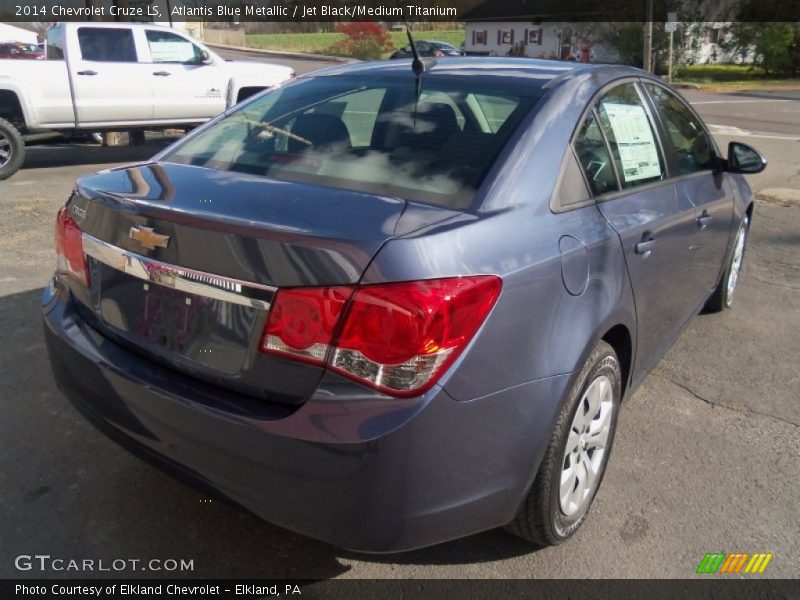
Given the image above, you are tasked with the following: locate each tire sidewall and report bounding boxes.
[0,118,25,180]
[550,348,622,540]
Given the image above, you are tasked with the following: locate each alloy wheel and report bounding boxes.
[0,133,10,167]
[726,217,749,305]
[559,374,614,517]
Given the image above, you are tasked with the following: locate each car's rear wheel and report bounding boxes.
[705,215,750,312]
[507,341,621,546]
[0,117,25,180]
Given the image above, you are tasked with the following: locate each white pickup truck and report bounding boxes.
[0,22,295,179]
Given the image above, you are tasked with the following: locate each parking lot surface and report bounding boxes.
[0,56,797,579]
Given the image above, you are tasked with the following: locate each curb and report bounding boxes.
[672,82,702,90]
[756,188,800,208]
[206,42,355,63]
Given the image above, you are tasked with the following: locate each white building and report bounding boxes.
[684,23,755,64]
[464,21,618,63]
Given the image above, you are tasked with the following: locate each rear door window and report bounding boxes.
[595,82,666,190]
[573,112,619,196]
[78,27,137,62]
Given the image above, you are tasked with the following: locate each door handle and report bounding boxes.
[635,235,656,257]
[153,71,172,76]
[697,210,712,230]
[77,70,97,76]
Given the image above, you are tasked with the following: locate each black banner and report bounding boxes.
[2,579,800,600]
[1,0,800,23]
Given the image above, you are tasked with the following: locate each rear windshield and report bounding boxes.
[164,75,541,208]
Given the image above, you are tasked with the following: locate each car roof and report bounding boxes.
[303,58,652,95]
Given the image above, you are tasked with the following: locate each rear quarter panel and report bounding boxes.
[362,71,637,402]
[0,60,74,128]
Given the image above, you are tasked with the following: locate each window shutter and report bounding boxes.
[510,30,515,44]
[538,28,543,45]
[472,30,475,45]
[497,30,501,45]
[483,30,487,45]
[524,28,529,45]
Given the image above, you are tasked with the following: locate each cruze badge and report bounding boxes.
[129,226,170,250]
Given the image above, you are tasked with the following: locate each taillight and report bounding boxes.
[261,287,350,365]
[55,207,90,287]
[261,276,501,397]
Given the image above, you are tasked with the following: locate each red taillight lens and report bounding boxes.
[261,286,351,365]
[55,207,90,286]
[260,276,502,396]
[331,277,501,395]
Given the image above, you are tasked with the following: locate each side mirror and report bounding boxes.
[727,141,766,174]
[199,49,212,64]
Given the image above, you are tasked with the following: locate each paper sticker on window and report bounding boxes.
[603,103,662,182]
[150,41,195,63]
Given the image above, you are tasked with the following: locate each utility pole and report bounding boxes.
[666,12,678,82]
[643,0,653,72]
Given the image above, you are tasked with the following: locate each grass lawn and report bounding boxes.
[246,30,465,59]
[673,64,800,90]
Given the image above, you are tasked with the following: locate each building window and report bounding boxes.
[499,29,514,45]
[526,28,543,45]
[474,30,487,45]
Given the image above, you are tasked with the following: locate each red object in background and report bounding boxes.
[0,42,45,60]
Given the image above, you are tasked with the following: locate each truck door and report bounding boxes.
[68,26,154,124]
[141,29,226,121]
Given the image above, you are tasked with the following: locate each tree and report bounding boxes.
[719,22,799,76]
[331,22,393,60]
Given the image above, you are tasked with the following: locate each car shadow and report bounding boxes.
[0,287,541,580]
[21,137,177,171]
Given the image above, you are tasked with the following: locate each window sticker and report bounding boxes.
[150,41,195,63]
[603,102,662,182]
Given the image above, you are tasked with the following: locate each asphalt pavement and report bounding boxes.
[0,56,797,579]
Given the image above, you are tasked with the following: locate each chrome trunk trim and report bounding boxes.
[82,233,275,310]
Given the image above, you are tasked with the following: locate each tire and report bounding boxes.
[704,215,750,313]
[507,341,622,546]
[0,117,25,180]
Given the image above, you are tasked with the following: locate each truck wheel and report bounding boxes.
[0,117,25,180]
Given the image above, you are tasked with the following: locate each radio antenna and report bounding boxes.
[406,26,426,126]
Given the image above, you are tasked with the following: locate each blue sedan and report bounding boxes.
[43,58,764,552]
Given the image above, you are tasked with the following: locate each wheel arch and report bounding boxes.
[601,324,633,400]
[0,88,28,130]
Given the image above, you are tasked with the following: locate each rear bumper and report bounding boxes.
[42,278,570,552]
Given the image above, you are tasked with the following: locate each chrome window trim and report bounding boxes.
[82,233,276,311]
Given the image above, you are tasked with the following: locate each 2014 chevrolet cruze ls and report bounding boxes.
[43,58,765,552]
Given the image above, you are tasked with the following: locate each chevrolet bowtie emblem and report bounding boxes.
[129,226,170,250]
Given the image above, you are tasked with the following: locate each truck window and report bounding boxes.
[146,30,203,64]
[46,27,65,60]
[77,27,137,63]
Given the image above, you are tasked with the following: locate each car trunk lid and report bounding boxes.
[66,162,456,404]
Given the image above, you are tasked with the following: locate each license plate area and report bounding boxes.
[89,261,261,375]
